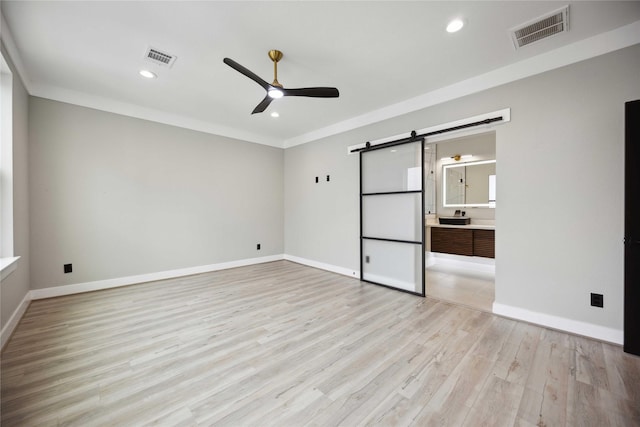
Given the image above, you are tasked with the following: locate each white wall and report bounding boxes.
[284,44,640,336]
[0,42,30,330]
[29,98,284,289]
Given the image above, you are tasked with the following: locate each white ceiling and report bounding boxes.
[2,1,640,147]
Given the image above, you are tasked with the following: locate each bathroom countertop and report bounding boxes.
[426,223,495,230]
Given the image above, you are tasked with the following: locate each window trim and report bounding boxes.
[1,51,16,278]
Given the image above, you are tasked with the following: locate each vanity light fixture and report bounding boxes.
[446,18,465,33]
[447,154,473,161]
[139,69,157,79]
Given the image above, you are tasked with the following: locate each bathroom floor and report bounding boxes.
[425,255,495,312]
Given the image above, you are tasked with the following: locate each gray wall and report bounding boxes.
[285,137,360,273]
[29,98,283,289]
[285,44,640,332]
[0,42,30,329]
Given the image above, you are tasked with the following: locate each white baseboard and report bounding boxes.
[4,255,624,349]
[492,302,623,345]
[283,254,359,278]
[1,291,31,350]
[30,254,285,300]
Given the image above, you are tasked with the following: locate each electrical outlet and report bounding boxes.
[326,175,330,182]
[64,264,72,274]
[257,243,261,250]
[591,293,603,308]
[365,255,370,263]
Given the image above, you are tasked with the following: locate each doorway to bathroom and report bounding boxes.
[424,131,496,312]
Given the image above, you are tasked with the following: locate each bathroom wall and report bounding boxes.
[435,131,496,220]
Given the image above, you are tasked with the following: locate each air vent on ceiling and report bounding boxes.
[143,46,177,68]
[510,6,569,49]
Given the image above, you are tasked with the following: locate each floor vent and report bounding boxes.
[143,46,177,68]
[510,6,569,49]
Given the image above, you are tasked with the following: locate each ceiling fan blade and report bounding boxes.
[282,87,339,98]
[223,58,270,90]
[251,95,274,114]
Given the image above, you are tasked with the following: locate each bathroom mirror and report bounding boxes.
[443,159,496,208]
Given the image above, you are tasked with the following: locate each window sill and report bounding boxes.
[0,256,20,281]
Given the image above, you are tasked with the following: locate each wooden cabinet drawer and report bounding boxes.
[431,228,473,256]
[473,229,495,258]
[430,227,495,258]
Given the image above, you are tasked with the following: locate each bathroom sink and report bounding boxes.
[438,217,471,225]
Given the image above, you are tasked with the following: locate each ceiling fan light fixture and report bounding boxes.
[268,88,284,99]
[447,18,465,33]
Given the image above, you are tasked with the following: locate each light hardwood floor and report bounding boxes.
[2,261,639,426]
[426,260,495,312]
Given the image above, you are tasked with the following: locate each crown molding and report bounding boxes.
[31,84,283,148]
[5,13,639,150]
[284,19,640,148]
[0,11,32,93]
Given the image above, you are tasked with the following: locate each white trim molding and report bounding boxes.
[2,254,626,349]
[286,20,640,148]
[0,11,32,93]
[3,9,637,150]
[493,302,623,345]
[284,254,358,279]
[0,290,30,350]
[2,254,352,349]
[0,256,19,280]
[2,255,284,349]
[30,84,283,148]
[30,254,284,300]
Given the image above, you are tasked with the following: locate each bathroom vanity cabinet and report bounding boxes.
[429,226,495,258]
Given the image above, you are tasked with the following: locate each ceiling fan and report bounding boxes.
[223,50,339,114]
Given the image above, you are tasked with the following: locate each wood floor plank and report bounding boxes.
[491,322,541,387]
[413,354,493,426]
[574,334,611,390]
[373,312,494,426]
[462,375,524,427]
[2,260,639,426]
[518,340,572,426]
[602,342,640,402]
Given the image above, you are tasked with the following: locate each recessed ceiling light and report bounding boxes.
[270,112,280,118]
[139,69,157,79]
[446,18,464,33]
